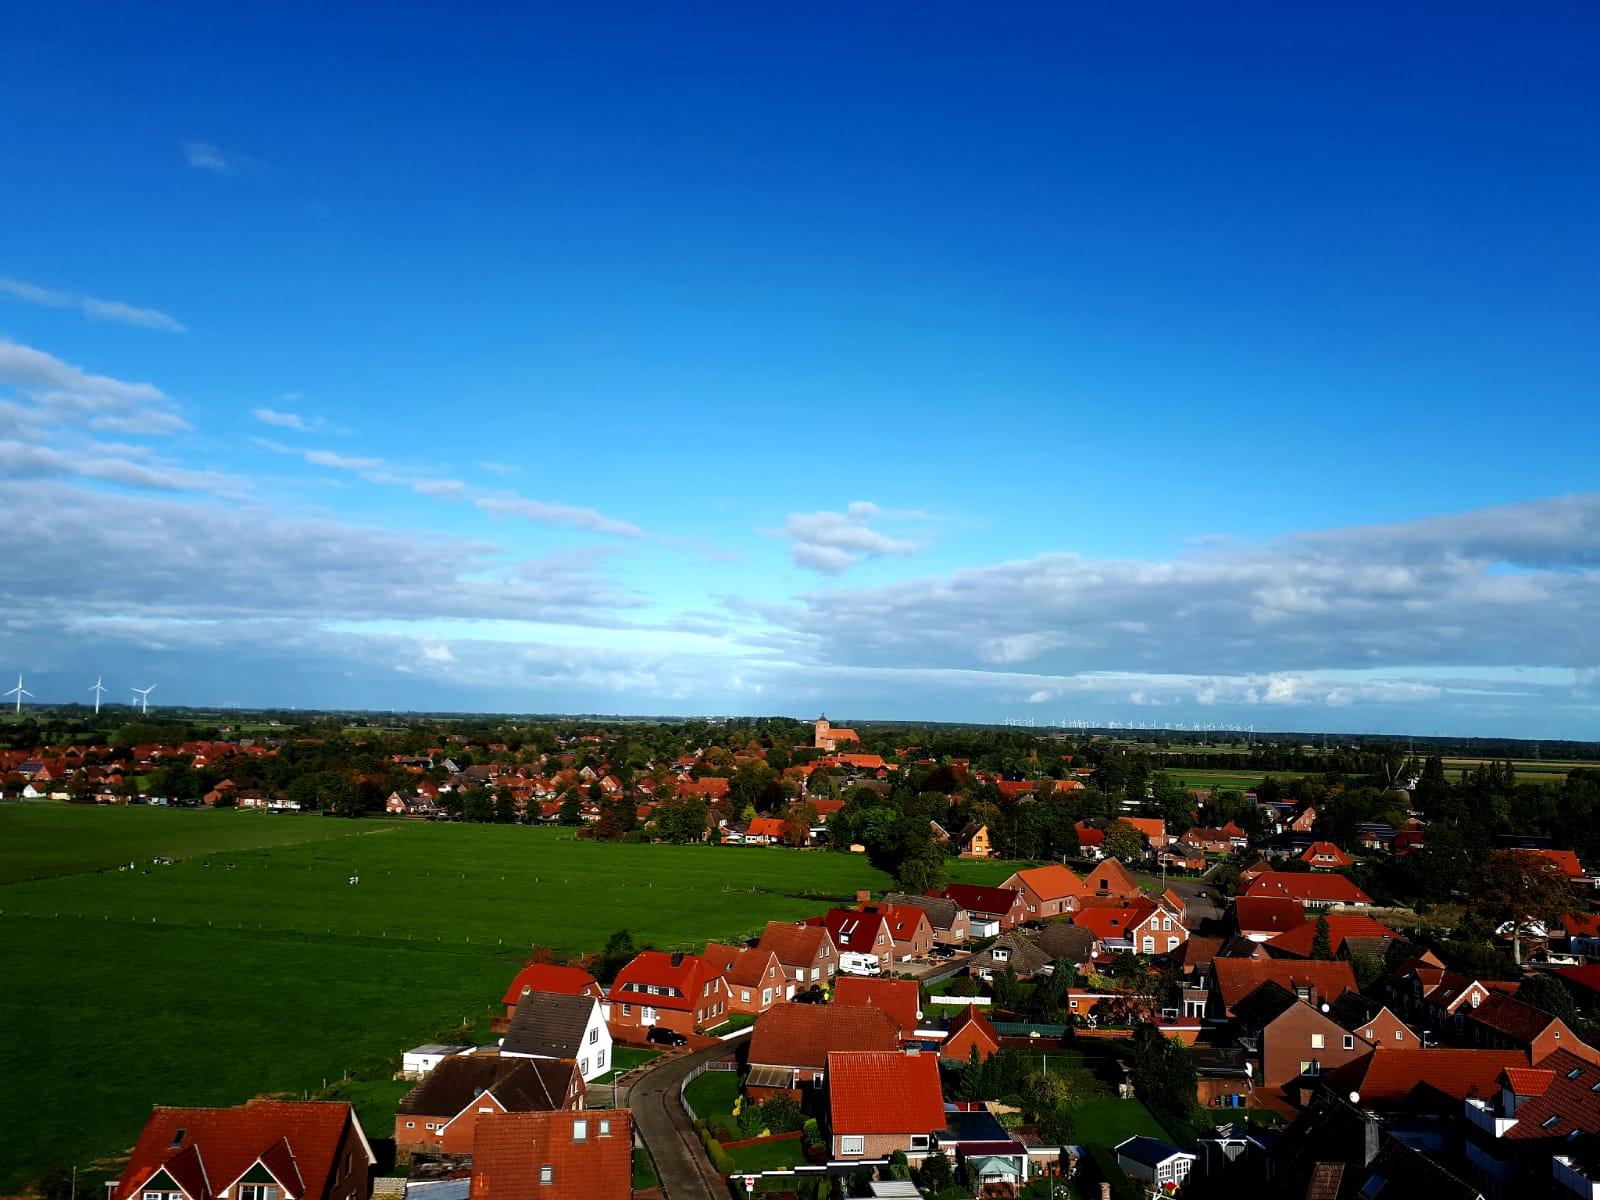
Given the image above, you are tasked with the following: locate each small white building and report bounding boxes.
[400,1043,469,1079]
[1115,1136,1196,1189]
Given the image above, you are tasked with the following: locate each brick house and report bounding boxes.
[956,822,996,858]
[1080,858,1143,903]
[500,964,604,1021]
[395,1056,582,1158]
[108,1101,374,1200]
[702,943,786,1016]
[1072,900,1188,958]
[1463,1049,1600,1197]
[469,1109,631,1200]
[606,950,730,1038]
[1231,981,1372,1094]
[811,908,896,969]
[1325,992,1421,1050]
[745,1004,902,1101]
[1464,993,1600,1064]
[933,884,1027,935]
[827,1049,946,1160]
[503,992,612,1081]
[1243,871,1373,908]
[941,1006,1000,1063]
[862,902,935,961]
[1264,915,1397,960]
[756,921,839,993]
[883,892,970,946]
[1234,896,1309,942]
[1299,841,1355,871]
[833,977,921,1035]
[1001,864,1084,919]
[1209,959,1357,1018]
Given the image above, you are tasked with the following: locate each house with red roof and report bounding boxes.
[1233,896,1309,942]
[1299,841,1354,871]
[1081,858,1143,902]
[108,1101,375,1200]
[1001,864,1084,919]
[395,1056,583,1157]
[1462,1049,1600,1196]
[1243,871,1373,908]
[859,902,935,961]
[827,1049,946,1160]
[756,920,839,993]
[605,950,731,1038]
[932,884,1026,935]
[814,717,859,751]
[741,815,789,844]
[1074,821,1105,858]
[1265,915,1397,960]
[940,1006,1000,1063]
[1323,1048,1529,1114]
[469,1109,632,1200]
[1230,981,1374,1096]
[745,1004,902,1101]
[833,976,922,1034]
[701,943,786,1016]
[1464,992,1600,1064]
[1209,959,1357,1018]
[500,964,603,1020]
[1072,901,1188,958]
[809,908,897,969]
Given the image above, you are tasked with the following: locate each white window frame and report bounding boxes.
[573,1119,588,1142]
[841,1136,865,1155]
[540,1166,553,1186]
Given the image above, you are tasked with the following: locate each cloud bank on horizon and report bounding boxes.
[3,5,1598,737]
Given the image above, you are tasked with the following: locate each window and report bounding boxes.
[1364,1028,1374,1039]
[540,1166,553,1186]
[742,990,751,1003]
[841,1136,865,1155]
[597,1048,606,1068]
[1163,917,1171,930]
[1310,1034,1325,1049]
[812,1075,824,1089]
[910,1135,930,1150]
[1343,1035,1355,1051]
[573,1119,588,1141]
[589,1027,599,1044]
[762,988,772,1005]
[599,1119,611,1137]
[580,1057,589,1075]
[405,1121,415,1129]
[1300,1060,1320,1076]
[240,1188,281,1200]
[1394,1030,1404,1041]
[1167,936,1180,950]
[623,1004,632,1016]
[1143,937,1155,954]
[1569,1068,1586,1081]
[1543,1115,1562,1130]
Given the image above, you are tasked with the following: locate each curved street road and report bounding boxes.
[627,1035,747,1200]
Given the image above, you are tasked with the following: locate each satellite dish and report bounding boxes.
[1349,1091,1361,1104]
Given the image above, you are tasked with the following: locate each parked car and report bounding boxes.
[646,1026,688,1047]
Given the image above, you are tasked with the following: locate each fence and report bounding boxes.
[992,1022,1069,1038]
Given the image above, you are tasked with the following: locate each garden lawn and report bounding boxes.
[727,1138,806,1172]
[596,1045,662,1085]
[632,1149,659,1190]
[2,815,898,1195]
[1068,1097,1167,1147]
[684,1070,742,1128]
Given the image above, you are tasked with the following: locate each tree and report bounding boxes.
[1129,1024,1198,1117]
[919,1149,953,1193]
[596,929,637,984]
[1103,818,1144,863]
[558,789,584,826]
[760,1092,804,1134]
[1311,915,1334,960]
[1473,849,1578,965]
[1519,972,1580,1027]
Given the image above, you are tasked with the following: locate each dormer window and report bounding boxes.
[1543,1115,1562,1130]
[239,1186,280,1200]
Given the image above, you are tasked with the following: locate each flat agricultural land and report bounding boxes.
[1441,757,1599,785]
[0,807,898,1196]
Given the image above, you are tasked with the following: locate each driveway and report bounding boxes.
[627,1034,747,1200]
[1132,869,1222,929]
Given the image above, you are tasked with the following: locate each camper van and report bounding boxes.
[838,952,882,976]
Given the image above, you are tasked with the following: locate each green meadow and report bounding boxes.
[1,807,917,1195]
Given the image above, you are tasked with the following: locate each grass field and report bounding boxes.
[1,807,904,1196]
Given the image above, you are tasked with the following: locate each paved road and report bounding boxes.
[1130,868,1223,929]
[628,1035,746,1200]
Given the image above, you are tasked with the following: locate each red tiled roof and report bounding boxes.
[1522,848,1585,878]
[833,977,920,1032]
[469,1109,631,1200]
[1081,859,1141,898]
[1071,901,1159,942]
[1211,959,1357,1010]
[745,816,788,839]
[702,944,782,990]
[827,1050,945,1134]
[748,1004,901,1069]
[1265,915,1397,959]
[1007,864,1084,901]
[111,1101,370,1200]
[946,1005,1000,1049]
[1324,1049,1528,1107]
[1244,872,1373,905]
[937,883,1022,917]
[1503,1067,1555,1096]
[1502,1050,1600,1141]
[1234,896,1309,935]
[756,921,834,968]
[609,951,725,1014]
[813,908,893,955]
[501,964,601,1006]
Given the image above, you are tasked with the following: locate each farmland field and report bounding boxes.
[0,807,906,1195]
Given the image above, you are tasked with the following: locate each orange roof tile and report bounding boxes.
[827,1051,945,1134]
[469,1109,631,1200]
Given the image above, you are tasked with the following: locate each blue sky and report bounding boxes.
[2,3,1598,736]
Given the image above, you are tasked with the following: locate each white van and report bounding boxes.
[838,952,882,976]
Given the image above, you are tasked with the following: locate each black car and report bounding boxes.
[647,1026,689,1046]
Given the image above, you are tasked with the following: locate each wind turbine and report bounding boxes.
[5,673,32,715]
[89,676,108,715]
[132,684,156,714]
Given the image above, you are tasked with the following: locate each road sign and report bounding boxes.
[742,1176,758,1193]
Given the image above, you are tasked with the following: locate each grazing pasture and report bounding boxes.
[0,808,906,1195]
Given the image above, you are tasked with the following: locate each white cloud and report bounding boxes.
[304,448,384,471]
[0,276,185,332]
[477,492,645,538]
[183,140,232,173]
[253,407,321,432]
[0,339,189,434]
[782,502,920,573]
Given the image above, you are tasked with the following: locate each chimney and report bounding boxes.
[671,951,685,967]
[857,890,871,904]
[1362,1113,1381,1167]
